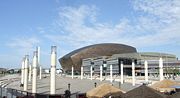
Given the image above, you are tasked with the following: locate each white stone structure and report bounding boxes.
[37,47,41,79]
[159,58,164,81]
[32,51,38,93]
[132,61,135,86]
[24,55,29,91]
[28,63,32,82]
[121,61,124,84]
[110,65,113,82]
[72,66,74,79]
[100,65,103,81]
[21,58,25,85]
[50,46,57,94]
[144,60,148,82]
[81,66,83,80]
[90,66,93,80]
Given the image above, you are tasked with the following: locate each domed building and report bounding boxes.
[59,43,137,72]
[59,43,179,75]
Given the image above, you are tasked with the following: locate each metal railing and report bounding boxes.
[0,86,86,98]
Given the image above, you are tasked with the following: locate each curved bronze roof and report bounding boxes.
[59,43,137,71]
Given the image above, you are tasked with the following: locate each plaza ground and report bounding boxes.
[1,74,180,94]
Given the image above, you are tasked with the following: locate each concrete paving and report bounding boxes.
[4,74,140,94]
[2,74,180,95]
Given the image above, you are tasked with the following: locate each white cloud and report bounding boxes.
[37,27,46,34]
[133,0,180,23]
[45,0,180,56]
[7,37,40,54]
[130,0,180,47]
[45,5,132,49]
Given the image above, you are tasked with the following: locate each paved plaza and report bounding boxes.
[2,74,140,94]
[1,74,180,95]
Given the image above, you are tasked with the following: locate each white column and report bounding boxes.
[110,65,113,82]
[159,58,164,81]
[132,60,135,86]
[24,55,29,91]
[90,66,93,80]
[144,60,148,82]
[72,66,74,79]
[28,63,32,82]
[37,47,41,79]
[21,58,25,85]
[50,46,57,94]
[32,51,38,93]
[100,65,103,81]
[121,61,124,84]
[81,66,83,80]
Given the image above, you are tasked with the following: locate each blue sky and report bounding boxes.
[0,0,180,69]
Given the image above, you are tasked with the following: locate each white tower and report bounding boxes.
[110,65,113,82]
[72,66,74,79]
[132,60,135,86]
[21,58,25,85]
[28,63,32,82]
[90,66,93,80]
[32,51,38,93]
[144,60,148,82]
[24,55,29,91]
[50,46,57,94]
[159,58,164,81]
[37,47,41,79]
[81,66,83,80]
[121,61,124,84]
[100,65,103,81]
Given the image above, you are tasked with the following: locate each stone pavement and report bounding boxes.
[4,74,180,95]
[6,74,140,94]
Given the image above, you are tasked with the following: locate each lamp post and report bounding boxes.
[50,46,57,94]
[94,82,97,87]
[32,51,38,93]
[68,83,70,91]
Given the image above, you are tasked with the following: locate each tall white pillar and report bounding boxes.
[100,65,103,81]
[110,65,113,82]
[24,55,29,91]
[81,66,83,80]
[37,47,41,79]
[21,58,25,85]
[32,51,38,93]
[132,60,135,86]
[90,66,93,80]
[121,61,124,84]
[144,60,148,82]
[50,46,57,94]
[72,66,74,79]
[28,63,32,82]
[159,58,164,81]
